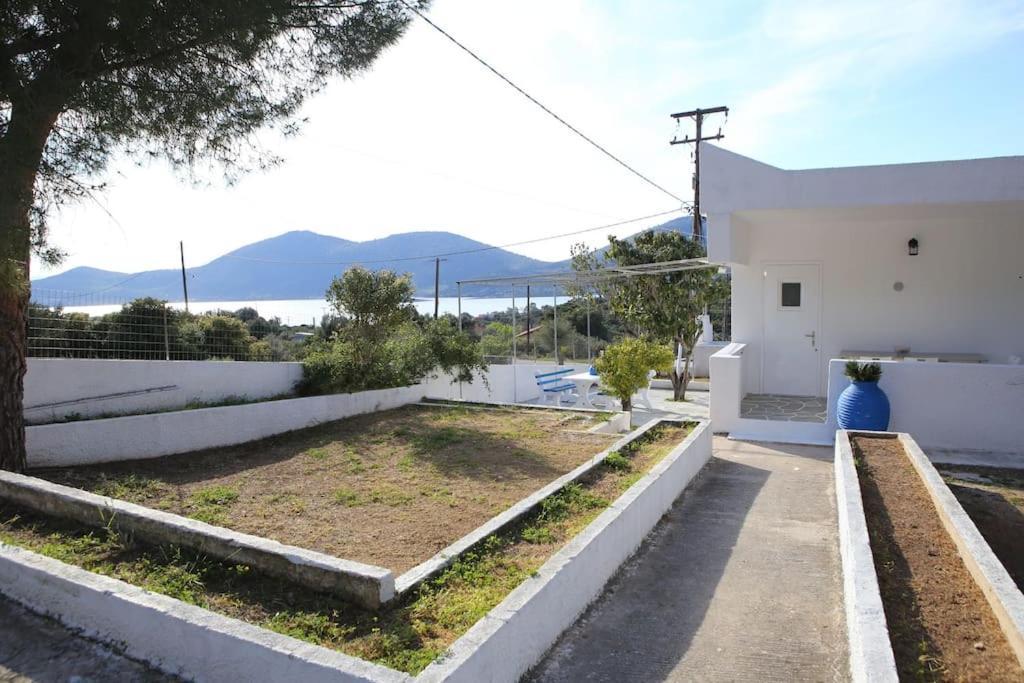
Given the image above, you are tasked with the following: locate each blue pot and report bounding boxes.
[837,380,890,431]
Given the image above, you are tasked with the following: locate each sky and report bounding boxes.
[35,0,1024,279]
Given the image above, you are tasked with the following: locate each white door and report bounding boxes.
[762,263,821,396]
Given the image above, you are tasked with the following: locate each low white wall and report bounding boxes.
[709,343,745,434]
[826,360,1024,453]
[692,341,727,378]
[24,358,303,422]
[710,342,833,445]
[27,385,422,467]
[421,363,588,404]
[834,431,899,682]
[0,545,410,683]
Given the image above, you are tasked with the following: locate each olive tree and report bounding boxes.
[573,229,728,401]
[0,0,427,470]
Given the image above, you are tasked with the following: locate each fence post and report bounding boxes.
[163,308,170,361]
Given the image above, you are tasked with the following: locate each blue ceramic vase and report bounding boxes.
[836,380,890,431]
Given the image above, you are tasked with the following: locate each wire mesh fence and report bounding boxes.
[27,288,731,363]
[28,290,309,362]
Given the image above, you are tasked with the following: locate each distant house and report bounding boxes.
[701,145,1024,453]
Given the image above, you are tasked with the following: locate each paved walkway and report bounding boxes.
[0,597,172,683]
[528,438,849,682]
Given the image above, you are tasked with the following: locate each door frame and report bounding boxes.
[759,260,824,396]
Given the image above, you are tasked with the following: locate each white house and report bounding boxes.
[702,145,1024,454]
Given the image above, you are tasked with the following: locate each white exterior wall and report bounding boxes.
[729,207,1024,395]
[25,358,303,422]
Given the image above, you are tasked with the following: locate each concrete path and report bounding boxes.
[528,438,849,682]
[0,597,172,682]
[630,387,709,427]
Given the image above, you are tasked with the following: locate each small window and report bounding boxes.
[780,282,801,308]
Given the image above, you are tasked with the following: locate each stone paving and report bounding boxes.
[0,597,173,683]
[740,393,827,423]
[527,438,849,682]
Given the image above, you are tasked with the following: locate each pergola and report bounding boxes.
[456,257,719,365]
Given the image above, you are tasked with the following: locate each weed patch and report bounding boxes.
[186,485,239,524]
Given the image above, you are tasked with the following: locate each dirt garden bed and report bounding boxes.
[937,465,1024,592]
[1,422,690,675]
[33,404,617,574]
[852,434,1024,681]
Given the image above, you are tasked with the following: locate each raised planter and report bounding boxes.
[0,419,712,682]
[835,429,1024,681]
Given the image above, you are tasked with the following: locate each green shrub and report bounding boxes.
[602,451,632,472]
[594,338,674,412]
[299,268,486,396]
[844,361,882,383]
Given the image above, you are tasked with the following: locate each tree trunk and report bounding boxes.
[0,103,61,472]
[621,395,632,413]
[678,353,692,401]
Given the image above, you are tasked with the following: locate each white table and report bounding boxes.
[565,371,601,408]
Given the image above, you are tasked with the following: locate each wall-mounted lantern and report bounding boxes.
[908,238,919,256]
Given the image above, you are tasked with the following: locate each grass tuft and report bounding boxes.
[187,485,239,524]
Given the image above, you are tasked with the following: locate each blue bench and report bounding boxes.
[535,368,576,406]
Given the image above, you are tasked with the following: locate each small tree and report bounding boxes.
[595,339,673,413]
[574,230,728,401]
[301,268,485,395]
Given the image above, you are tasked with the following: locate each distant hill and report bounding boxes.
[31,217,697,303]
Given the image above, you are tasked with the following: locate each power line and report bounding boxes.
[396,0,688,206]
[221,208,683,266]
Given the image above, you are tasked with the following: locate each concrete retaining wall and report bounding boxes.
[25,358,303,423]
[416,419,713,682]
[0,544,410,683]
[26,385,423,467]
[0,470,394,610]
[834,431,899,682]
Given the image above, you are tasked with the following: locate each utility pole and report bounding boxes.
[525,285,531,357]
[179,241,190,313]
[433,257,446,319]
[670,106,728,243]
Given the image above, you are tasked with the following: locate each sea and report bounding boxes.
[57,297,533,325]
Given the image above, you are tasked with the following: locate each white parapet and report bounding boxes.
[26,385,423,467]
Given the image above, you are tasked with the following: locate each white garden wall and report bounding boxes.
[26,385,422,467]
[24,358,303,423]
[826,360,1024,454]
[421,363,589,404]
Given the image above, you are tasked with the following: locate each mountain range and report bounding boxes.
[32,216,695,302]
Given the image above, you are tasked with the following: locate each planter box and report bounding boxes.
[835,430,1024,681]
[0,419,712,682]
